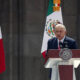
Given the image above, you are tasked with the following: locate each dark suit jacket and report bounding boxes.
[47,36,78,78]
[47,36,78,50]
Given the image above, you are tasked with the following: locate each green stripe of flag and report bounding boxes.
[47,0,61,16]
[47,0,54,16]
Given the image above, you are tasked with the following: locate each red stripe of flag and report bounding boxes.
[0,39,6,73]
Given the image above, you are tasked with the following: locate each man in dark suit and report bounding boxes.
[48,36,77,49]
[47,24,78,79]
[47,24,77,50]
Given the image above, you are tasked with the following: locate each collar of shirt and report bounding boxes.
[58,36,65,46]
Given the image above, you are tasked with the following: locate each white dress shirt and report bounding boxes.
[58,36,65,47]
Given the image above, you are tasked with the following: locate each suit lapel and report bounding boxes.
[63,36,68,43]
[63,36,69,48]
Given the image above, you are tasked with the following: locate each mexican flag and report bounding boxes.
[0,27,6,73]
[41,0,63,58]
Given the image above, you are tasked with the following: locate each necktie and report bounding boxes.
[58,41,62,49]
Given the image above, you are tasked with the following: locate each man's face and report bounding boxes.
[55,26,66,40]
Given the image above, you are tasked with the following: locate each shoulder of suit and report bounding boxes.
[48,37,57,42]
[65,36,76,42]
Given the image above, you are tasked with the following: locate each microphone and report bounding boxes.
[59,41,68,49]
[59,41,63,49]
[64,41,68,48]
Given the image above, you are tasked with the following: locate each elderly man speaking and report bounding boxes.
[47,24,77,50]
[47,24,78,80]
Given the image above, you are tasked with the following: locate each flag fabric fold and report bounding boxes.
[41,0,63,58]
[0,27,6,73]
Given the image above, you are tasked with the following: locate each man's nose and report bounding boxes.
[57,31,61,34]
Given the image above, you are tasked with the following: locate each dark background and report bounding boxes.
[0,0,80,80]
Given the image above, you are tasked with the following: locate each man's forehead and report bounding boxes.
[55,24,66,31]
[55,26,65,30]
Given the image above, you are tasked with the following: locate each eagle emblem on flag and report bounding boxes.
[46,19,61,37]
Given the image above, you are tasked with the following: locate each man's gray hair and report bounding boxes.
[55,24,66,31]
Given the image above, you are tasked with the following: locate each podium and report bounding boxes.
[44,49,80,80]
